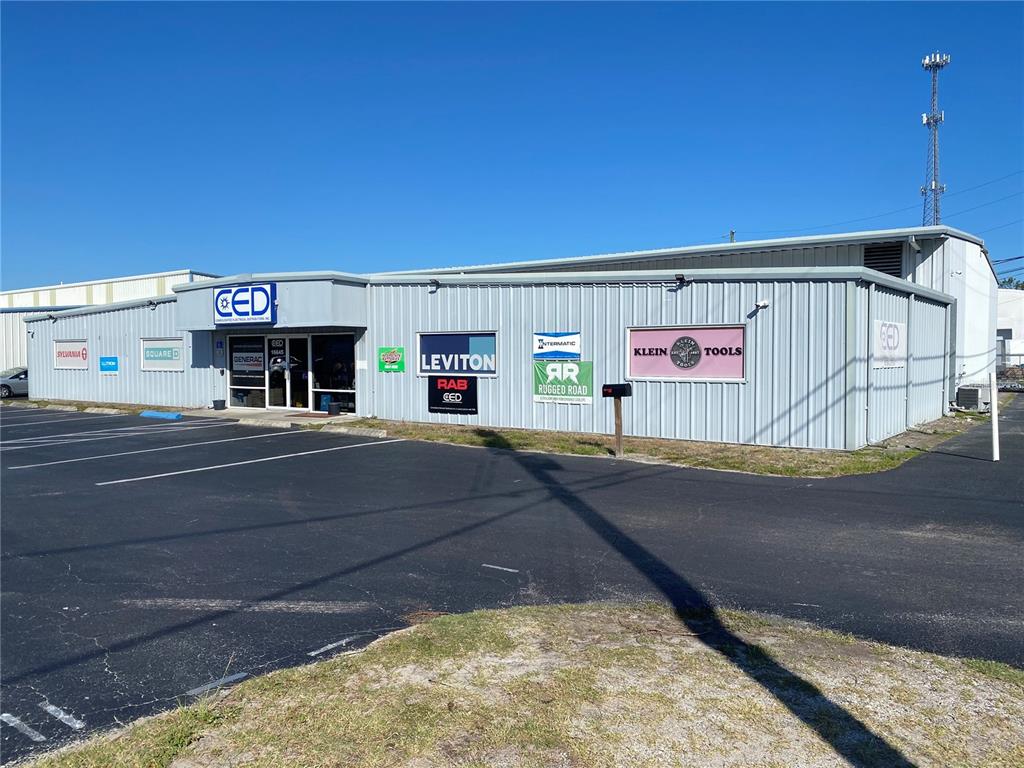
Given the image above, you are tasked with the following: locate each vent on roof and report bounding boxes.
[863,242,904,278]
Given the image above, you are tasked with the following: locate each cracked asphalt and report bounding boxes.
[2,400,1022,763]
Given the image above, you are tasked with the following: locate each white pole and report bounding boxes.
[990,371,1000,462]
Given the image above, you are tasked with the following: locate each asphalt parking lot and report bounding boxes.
[2,401,1022,762]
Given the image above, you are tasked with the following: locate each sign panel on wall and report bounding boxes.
[54,340,89,370]
[99,356,119,375]
[627,326,745,381]
[418,332,497,377]
[141,338,185,371]
[427,376,478,414]
[231,349,265,372]
[533,332,581,360]
[378,346,406,372]
[873,320,907,368]
[214,283,277,325]
[533,361,593,404]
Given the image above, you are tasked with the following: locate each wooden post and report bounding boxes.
[614,397,623,458]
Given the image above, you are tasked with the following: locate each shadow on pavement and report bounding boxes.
[485,429,916,768]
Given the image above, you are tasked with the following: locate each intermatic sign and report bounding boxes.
[213,284,277,325]
[873,320,907,368]
[533,332,581,360]
[55,339,89,370]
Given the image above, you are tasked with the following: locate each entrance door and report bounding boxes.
[267,336,310,409]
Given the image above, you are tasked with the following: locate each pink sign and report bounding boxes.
[628,326,745,380]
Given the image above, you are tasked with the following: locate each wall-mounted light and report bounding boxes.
[147,299,158,310]
[755,299,770,309]
[428,279,441,294]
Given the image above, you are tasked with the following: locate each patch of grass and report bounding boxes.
[344,398,1016,478]
[963,658,1024,689]
[26,603,1024,768]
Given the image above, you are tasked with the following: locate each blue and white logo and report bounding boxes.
[99,356,119,374]
[533,332,581,360]
[214,284,277,325]
[418,332,497,376]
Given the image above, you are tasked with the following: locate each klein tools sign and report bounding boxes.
[418,332,496,376]
[533,361,593,404]
[427,376,478,414]
[213,284,277,325]
[378,346,406,372]
[54,340,89,370]
[533,332,581,360]
[627,325,745,381]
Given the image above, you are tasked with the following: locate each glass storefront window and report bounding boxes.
[312,334,356,413]
[229,336,265,407]
[230,387,267,408]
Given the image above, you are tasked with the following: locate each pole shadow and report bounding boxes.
[498,439,916,768]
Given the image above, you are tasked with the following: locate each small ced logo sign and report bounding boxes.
[214,284,277,325]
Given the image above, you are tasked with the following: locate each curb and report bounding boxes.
[237,418,296,430]
[83,407,128,415]
[321,425,388,438]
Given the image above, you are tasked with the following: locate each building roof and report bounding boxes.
[1,269,220,296]
[377,225,986,276]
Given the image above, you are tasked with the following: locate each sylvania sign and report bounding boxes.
[627,325,745,381]
[418,332,497,377]
[54,340,89,370]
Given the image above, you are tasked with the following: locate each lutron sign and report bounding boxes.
[214,284,277,325]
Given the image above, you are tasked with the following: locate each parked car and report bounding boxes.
[0,367,28,398]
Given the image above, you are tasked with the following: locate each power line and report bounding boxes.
[977,218,1024,234]
[942,191,1023,219]
[998,264,1024,276]
[992,254,1024,264]
[738,170,1023,236]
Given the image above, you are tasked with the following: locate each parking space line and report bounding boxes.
[481,563,520,573]
[39,703,84,730]
[1,414,126,428]
[9,430,308,469]
[96,439,405,486]
[186,672,247,696]
[0,713,46,742]
[308,634,365,656]
[1,422,236,450]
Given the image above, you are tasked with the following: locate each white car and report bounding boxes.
[0,367,28,398]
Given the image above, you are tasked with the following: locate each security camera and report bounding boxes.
[755,299,770,309]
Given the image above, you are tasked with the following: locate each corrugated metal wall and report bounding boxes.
[25,301,218,407]
[1,312,34,370]
[498,244,864,273]
[908,297,948,426]
[367,278,853,449]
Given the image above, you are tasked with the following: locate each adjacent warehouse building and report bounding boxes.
[0,269,216,370]
[24,226,998,449]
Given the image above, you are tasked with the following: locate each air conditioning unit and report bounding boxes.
[956,385,992,411]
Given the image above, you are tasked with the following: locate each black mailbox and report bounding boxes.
[602,383,633,398]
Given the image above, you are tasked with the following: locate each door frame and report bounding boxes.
[266,334,312,411]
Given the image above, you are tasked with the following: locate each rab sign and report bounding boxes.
[627,325,745,381]
[427,376,478,415]
[214,284,277,325]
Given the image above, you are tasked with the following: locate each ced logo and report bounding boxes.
[879,322,901,350]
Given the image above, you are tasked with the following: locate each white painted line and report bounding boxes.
[10,430,308,469]
[791,602,822,608]
[1,414,126,428]
[118,598,371,614]
[2,420,221,443]
[39,703,84,730]
[1,422,235,451]
[1,410,70,420]
[186,672,248,696]
[481,563,520,573]
[97,439,405,486]
[308,634,365,656]
[0,713,47,742]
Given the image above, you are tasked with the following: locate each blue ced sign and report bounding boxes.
[418,332,497,376]
[99,356,119,374]
[214,284,277,325]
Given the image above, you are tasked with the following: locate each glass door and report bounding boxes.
[267,336,288,407]
[288,337,310,409]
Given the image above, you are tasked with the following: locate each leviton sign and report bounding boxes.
[214,284,278,325]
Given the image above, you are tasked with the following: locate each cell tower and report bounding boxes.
[920,52,951,226]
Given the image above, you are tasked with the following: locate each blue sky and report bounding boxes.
[2,2,1022,289]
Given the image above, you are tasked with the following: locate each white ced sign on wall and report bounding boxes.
[54,339,89,370]
[141,338,185,371]
[873,320,907,368]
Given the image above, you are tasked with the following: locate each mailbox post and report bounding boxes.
[601,383,633,458]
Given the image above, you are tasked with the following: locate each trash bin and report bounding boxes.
[327,402,343,416]
[213,399,226,411]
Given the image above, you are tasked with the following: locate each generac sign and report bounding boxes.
[55,339,89,370]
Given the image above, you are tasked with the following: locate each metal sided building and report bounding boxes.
[23,226,997,450]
